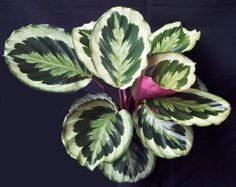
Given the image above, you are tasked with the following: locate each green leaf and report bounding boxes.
[4,24,91,92]
[72,21,100,77]
[90,7,151,89]
[100,134,156,183]
[133,104,193,159]
[147,53,196,91]
[150,21,201,54]
[62,93,133,170]
[146,89,231,126]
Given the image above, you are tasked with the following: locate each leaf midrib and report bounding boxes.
[90,113,114,164]
[159,98,208,110]
[14,53,85,76]
[161,68,188,89]
[161,29,180,52]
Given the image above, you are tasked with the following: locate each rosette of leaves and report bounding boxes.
[4,6,231,183]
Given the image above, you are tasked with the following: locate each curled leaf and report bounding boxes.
[132,74,176,103]
[150,21,200,54]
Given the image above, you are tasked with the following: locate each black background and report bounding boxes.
[0,0,236,187]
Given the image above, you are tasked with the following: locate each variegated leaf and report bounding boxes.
[150,21,200,54]
[100,134,156,183]
[4,24,91,92]
[146,53,196,91]
[72,21,100,77]
[133,104,193,159]
[146,89,231,126]
[90,7,151,89]
[62,93,133,170]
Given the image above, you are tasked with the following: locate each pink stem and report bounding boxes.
[93,78,109,95]
[118,89,123,109]
[122,89,128,109]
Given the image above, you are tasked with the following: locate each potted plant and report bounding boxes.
[4,6,231,183]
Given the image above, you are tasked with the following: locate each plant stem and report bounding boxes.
[127,90,133,112]
[122,89,128,109]
[93,78,109,95]
[118,89,123,109]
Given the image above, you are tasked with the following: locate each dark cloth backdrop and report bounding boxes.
[0,0,236,187]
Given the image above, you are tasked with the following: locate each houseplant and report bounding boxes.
[4,6,231,183]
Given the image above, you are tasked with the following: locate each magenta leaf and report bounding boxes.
[135,74,176,103]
